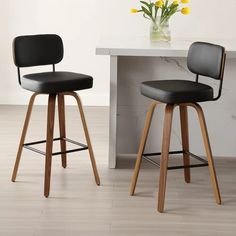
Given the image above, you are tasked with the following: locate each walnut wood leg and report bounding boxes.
[58,94,67,168]
[11,93,39,182]
[130,101,158,196]
[44,94,56,198]
[63,92,100,185]
[158,104,175,213]
[179,105,191,183]
[191,103,221,204]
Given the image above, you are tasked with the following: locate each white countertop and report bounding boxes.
[96,37,236,58]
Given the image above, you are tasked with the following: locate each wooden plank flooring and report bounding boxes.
[0,105,236,236]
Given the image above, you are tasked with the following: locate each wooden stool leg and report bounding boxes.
[67,92,100,185]
[11,93,38,182]
[193,103,221,204]
[58,94,67,168]
[179,105,191,183]
[130,102,158,196]
[158,104,175,213]
[44,94,56,198]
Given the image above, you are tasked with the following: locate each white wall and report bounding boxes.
[0,0,236,106]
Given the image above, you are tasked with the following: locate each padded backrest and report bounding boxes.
[13,34,63,67]
[187,42,225,80]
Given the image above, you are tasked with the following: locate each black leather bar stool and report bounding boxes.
[12,34,100,197]
[130,42,226,213]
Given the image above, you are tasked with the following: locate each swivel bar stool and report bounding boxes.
[130,42,226,213]
[12,34,100,197]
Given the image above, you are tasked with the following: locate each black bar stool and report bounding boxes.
[130,42,226,213]
[11,34,100,197]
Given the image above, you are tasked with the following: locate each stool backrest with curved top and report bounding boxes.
[13,34,63,84]
[187,42,226,100]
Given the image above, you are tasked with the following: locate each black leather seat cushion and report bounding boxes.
[141,80,214,104]
[21,71,93,93]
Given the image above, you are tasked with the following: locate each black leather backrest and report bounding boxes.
[13,34,63,67]
[187,42,225,80]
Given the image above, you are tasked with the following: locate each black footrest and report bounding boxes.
[143,150,208,170]
[23,137,88,156]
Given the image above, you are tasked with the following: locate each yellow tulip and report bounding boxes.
[181,7,190,15]
[131,8,138,13]
[155,0,164,8]
[173,0,179,5]
[181,0,189,3]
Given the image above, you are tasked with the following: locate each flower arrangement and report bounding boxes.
[131,0,190,42]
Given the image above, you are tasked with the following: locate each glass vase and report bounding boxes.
[150,20,171,42]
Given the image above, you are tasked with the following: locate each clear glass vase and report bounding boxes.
[150,20,171,42]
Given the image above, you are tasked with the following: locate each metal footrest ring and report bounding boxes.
[143,150,208,170]
[23,137,88,156]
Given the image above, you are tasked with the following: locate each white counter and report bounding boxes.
[96,37,236,168]
[96,37,236,57]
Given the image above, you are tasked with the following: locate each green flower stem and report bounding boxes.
[155,6,158,20]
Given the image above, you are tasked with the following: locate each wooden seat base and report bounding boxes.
[11,91,100,197]
[130,102,221,213]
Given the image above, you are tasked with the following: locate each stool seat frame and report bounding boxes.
[130,102,221,213]
[12,91,100,197]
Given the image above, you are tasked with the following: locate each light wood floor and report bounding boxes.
[0,105,236,236]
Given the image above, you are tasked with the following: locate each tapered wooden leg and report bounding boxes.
[158,104,175,213]
[130,102,158,196]
[179,105,191,183]
[192,103,221,204]
[64,92,100,185]
[44,94,56,198]
[11,93,39,182]
[58,94,67,168]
